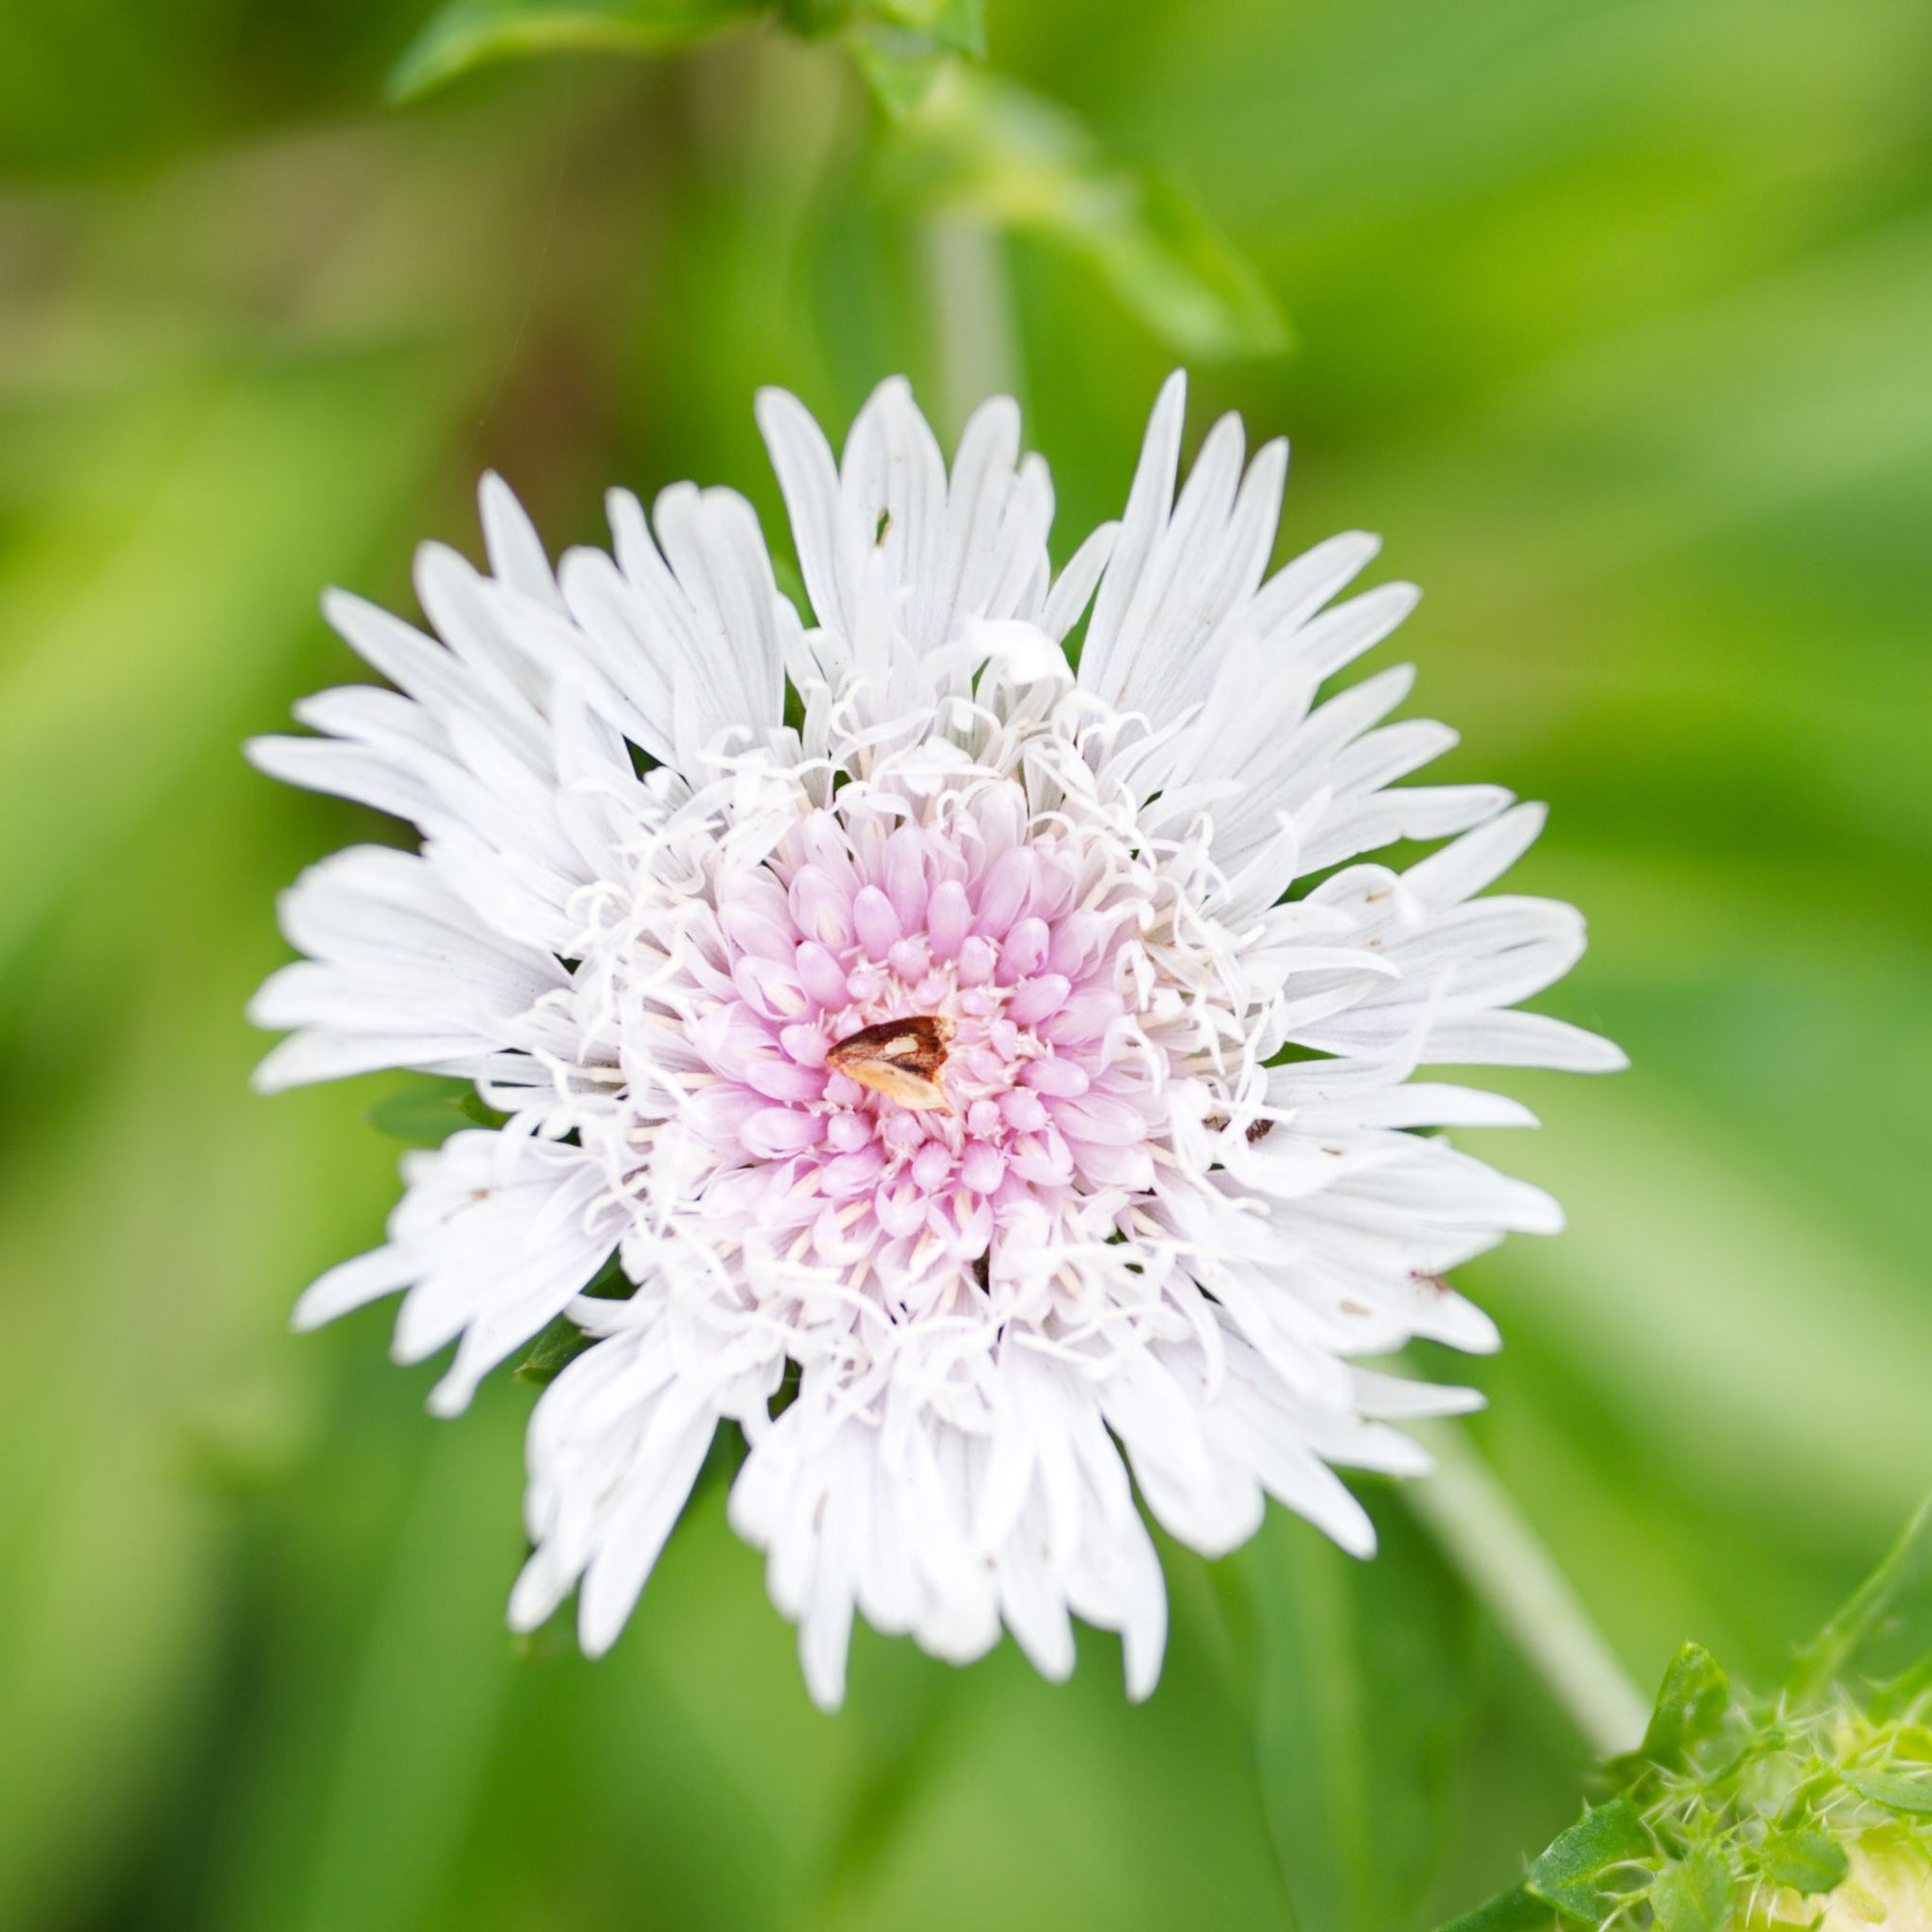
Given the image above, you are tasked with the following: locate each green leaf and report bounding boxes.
[511,1251,630,1385]
[1523,1800,1655,1925]
[842,3,988,120]
[1841,1769,1932,1816]
[512,1313,597,1387]
[389,0,769,100]
[1434,1884,1555,1932]
[1756,1829,1850,1895]
[846,26,950,119]
[365,1075,503,1147]
[1648,1846,1733,1932]
[1786,1493,1932,1707]
[1634,1642,1732,1769]
[777,0,852,33]
[881,65,1288,361]
[868,0,982,51]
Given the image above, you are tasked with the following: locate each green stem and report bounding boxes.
[922,213,1021,438]
[1406,1418,1649,1758]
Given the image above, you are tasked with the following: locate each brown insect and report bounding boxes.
[825,1014,957,1113]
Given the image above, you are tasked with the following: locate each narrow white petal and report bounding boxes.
[479,470,566,613]
[292,1246,413,1330]
[755,385,848,634]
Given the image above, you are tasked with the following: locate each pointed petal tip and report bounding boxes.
[650,476,700,526]
[1337,1513,1378,1560]
[1246,435,1291,500]
[753,384,810,433]
[1553,1028,1630,1074]
[247,1037,310,1094]
[1034,1646,1077,1688]
[425,1372,476,1420]
[505,1573,547,1636]
[241,733,276,772]
[801,1656,848,1713]
[289,1262,364,1330]
[578,1600,620,1661]
[957,388,1022,449]
[388,1323,432,1370]
[1122,1639,1165,1703]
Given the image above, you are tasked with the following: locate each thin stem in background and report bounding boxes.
[1407,1419,1650,1759]
[923,214,1022,437]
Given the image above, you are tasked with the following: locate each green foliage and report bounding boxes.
[512,1254,631,1385]
[1522,1801,1654,1924]
[776,0,851,35]
[389,0,1281,358]
[1755,1828,1849,1895]
[1646,1846,1731,1932]
[1840,1769,1932,1818]
[1436,1887,1554,1932]
[843,24,948,117]
[390,0,988,111]
[867,0,980,37]
[510,1314,598,1386]
[1634,1644,1733,1771]
[843,0,983,115]
[366,1074,506,1146]
[389,0,769,99]
[880,64,1288,360]
[1434,1498,1932,1930]
[1787,1496,1932,1714]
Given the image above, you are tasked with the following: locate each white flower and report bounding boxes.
[251,373,1623,1708]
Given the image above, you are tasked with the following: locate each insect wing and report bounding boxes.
[826,1015,955,1113]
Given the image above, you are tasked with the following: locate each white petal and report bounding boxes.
[479,470,566,613]
[292,1246,413,1331]
[755,385,848,635]
[382,1132,621,1412]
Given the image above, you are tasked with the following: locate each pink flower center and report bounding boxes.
[682,794,1159,1287]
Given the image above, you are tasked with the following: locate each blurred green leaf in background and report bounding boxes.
[0,0,1929,1926]
[389,0,770,101]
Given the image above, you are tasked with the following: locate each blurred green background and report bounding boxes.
[2,1,1930,1926]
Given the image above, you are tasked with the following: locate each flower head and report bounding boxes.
[251,373,1622,1706]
